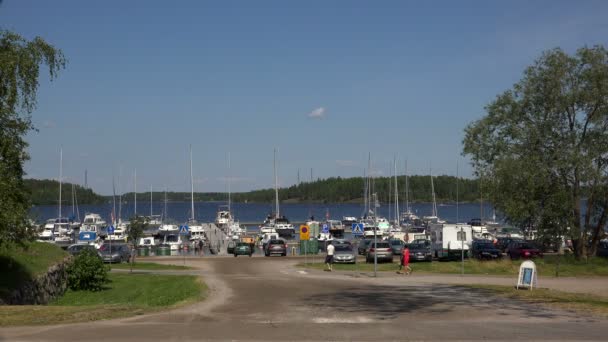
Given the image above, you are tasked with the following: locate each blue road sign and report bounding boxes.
[179,225,189,234]
[107,225,115,234]
[351,223,364,236]
[321,223,329,234]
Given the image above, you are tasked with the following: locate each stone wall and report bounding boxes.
[0,257,72,305]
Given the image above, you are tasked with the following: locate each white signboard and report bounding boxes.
[517,260,538,290]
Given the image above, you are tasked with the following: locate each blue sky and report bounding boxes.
[2,0,607,195]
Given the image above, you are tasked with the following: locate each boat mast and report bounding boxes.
[112,176,117,225]
[150,185,153,217]
[118,166,122,223]
[274,148,279,217]
[227,151,231,216]
[430,168,437,217]
[456,161,460,223]
[190,145,195,222]
[59,147,62,218]
[405,160,409,213]
[134,169,137,216]
[394,157,399,225]
[164,187,168,222]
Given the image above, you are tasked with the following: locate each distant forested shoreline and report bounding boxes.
[26,175,483,206]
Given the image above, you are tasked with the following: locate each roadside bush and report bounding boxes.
[67,249,109,291]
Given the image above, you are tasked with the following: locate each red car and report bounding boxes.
[507,241,543,260]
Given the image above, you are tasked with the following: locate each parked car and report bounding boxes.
[507,241,542,260]
[234,242,253,257]
[227,240,236,254]
[357,239,373,255]
[264,239,287,257]
[471,240,502,260]
[597,240,608,258]
[389,239,405,255]
[333,244,356,264]
[407,242,433,262]
[99,244,131,263]
[66,243,97,256]
[496,237,523,253]
[365,241,393,263]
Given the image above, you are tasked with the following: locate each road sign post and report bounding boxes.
[300,225,309,267]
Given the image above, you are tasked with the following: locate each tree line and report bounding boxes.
[26,175,482,205]
[24,179,106,206]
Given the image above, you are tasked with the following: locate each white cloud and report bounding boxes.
[193,177,208,185]
[336,159,356,167]
[307,107,325,119]
[369,169,384,177]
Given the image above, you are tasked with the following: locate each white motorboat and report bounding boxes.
[215,206,232,227]
[81,213,106,234]
[38,219,56,242]
[162,234,183,251]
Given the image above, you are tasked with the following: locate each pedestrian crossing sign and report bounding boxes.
[351,223,364,236]
[179,225,189,234]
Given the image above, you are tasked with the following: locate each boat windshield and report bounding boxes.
[165,235,179,243]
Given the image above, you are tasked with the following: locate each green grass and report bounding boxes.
[298,255,608,277]
[0,241,68,298]
[0,273,206,326]
[464,284,608,317]
[110,262,194,271]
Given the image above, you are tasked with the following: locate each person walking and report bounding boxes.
[325,241,335,272]
[198,239,204,256]
[399,245,412,275]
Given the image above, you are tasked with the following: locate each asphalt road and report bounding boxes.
[2,257,607,341]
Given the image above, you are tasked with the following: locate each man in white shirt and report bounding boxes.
[325,242,335,271]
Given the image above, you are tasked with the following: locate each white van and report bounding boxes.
[429,223,472,260]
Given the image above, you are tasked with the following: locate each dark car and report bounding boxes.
[357,239,373,255]
[265,239,287,257]
[507,241,543,260]
[389,239,405,255]
[471,240,502,260]
[99,244,131,263]
[597,240,608,258]
[227,241,236,254]
[234,242,252,257]
[365,241,393,263]
[496,237,523,253]
[67,243,97,256]
[406,243,433,262]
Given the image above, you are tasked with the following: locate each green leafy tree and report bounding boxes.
[67,249,109,291]
[463,46,608,259]
[127,215,148,272]
[0,30,66,244]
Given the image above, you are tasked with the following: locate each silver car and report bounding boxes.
[333,244,356,264]
[365,241,394,263]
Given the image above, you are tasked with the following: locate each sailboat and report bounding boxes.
[260,149,294,238]
[146,186,162,227]
[400,160,419,224]
[187,145,205,241]
[422,169,445,224]
[159,188,178,232]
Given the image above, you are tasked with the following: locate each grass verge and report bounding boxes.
[110,262,194,271]
[297,255,608,277]
[463,284,608,317]
[0,273,206,326]
[0,241,67,298]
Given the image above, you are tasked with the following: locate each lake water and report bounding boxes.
[31,201,496,225]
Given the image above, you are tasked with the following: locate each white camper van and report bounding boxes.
[429,223,472,260]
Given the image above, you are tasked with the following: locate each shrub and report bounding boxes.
[67,249,109,291]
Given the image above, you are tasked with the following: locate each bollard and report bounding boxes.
[291,246,296,256]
